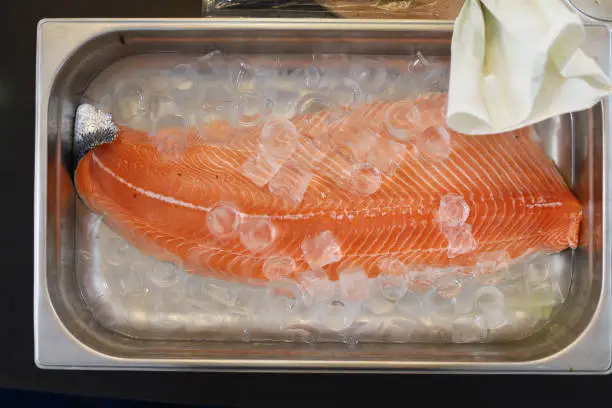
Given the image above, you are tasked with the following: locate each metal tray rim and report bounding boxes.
[34,18,612,373]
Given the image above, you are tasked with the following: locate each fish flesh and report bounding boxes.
[75,93,582,285]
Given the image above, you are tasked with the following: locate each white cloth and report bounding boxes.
[446,0,612,135]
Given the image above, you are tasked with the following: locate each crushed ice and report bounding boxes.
[207,204,241,238]
[81,52,568,344]
[338,268,371,301]
[437,194,478,259]
[83,221,569,343]
[262,256,296,281]
[239,218,277,252]
[300,231,343,269]
[437,193,470,227]
[268,163,313,204]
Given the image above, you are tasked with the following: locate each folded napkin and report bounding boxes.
[447,0,612,135]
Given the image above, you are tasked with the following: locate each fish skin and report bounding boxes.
[74,93,582,283]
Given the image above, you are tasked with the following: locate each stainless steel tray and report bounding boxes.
[35,19,612,373]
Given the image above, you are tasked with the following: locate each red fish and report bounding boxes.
[75,93,582,286]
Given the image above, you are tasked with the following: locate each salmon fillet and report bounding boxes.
[74,93,582,286]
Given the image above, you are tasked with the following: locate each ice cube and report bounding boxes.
[376,273,408,302]
[207,204,241,238]
[445,224,478,258]
[304,65,323,89]
[437,194,470,228]
[396,291,424,315]
[477,251,510,268]
[363,294,396,315]
[239,155,281,187]
[452,316,487,343]
[526,261,551,284]
[111,78,149,124]
[433,273,463,299]
[260,119,299,163]
[371,70,402,100]
[422,67,450,94]
[528,280,566,307]
[474,308,509,331]
[365,273,403,314]
[377,258,408,276]
[193,105,224,128]
[335,130,379,163]
[315,53,350,71]
[196,50,233,75]
[365,137,408,174]
[339,268,371,302]
[201,83,234,108]
[329,77,363,110]
[232,93,273,127]
[149,261,183,288]
[153,113,189,136]
[474,286,505,311]
[301,231,343,269]
[231,62,256,93]
[262,69,303,91]
[145,71,172,96]
[262,256,296,281]
[381,318,418,342]
[239,218,277,252]
[474,251,510,285]
[150,96,181,122]
[156,131,189,160]
[298,268,336,301]
[233,287,267,315]
[169,63,200,105]
[196,110,234,145]
[501,261,526,282]
[296,93,339,117]
[349,58,388,94]
[415,126,452,162]
[267,277,302,298]
[261,89,300,119]
[405,268,436,293]
[266,279,303,315]
[289,64,323,89]
[268,164,313,205]
[407,52,431,74]
[424,289,456,323]
[344,163,382,197]
[250,68,280,90]
[199,280,238,308]
[352,318,385,340]
[453,278,480,315]
[315,299,361,332]
[383,100,422,142]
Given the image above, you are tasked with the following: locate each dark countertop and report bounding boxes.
[1,0,610,405]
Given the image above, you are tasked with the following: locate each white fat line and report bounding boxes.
[525,202,563,209]
[92,153,333,221]
[93,153,212,212]
[92,153,431,222]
